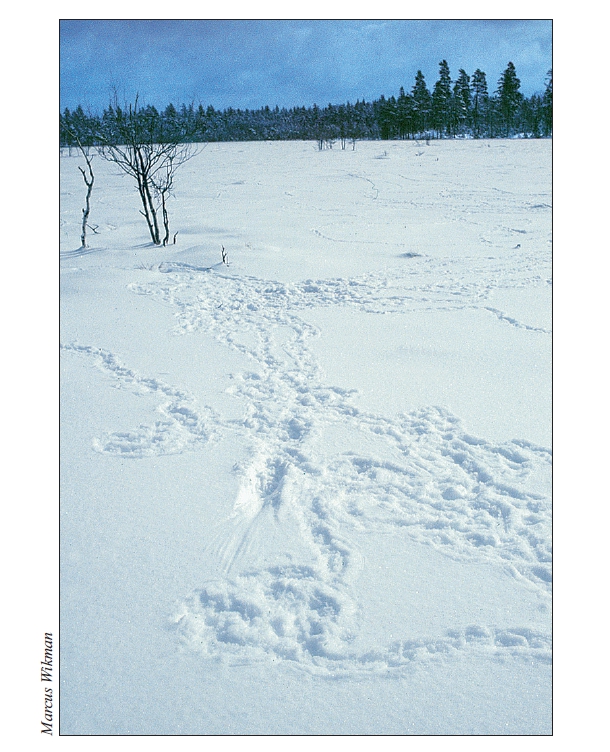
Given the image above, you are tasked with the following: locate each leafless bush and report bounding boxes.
[95,96,197,246]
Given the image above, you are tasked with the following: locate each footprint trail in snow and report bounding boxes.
[64,251,551,675]
[60,343,218,457]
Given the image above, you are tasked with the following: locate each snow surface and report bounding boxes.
[60,139,552,735]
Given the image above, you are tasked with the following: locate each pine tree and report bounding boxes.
[497,62,522,137]
[68,105,93,147]
[519,95,542,137]
[377,94,399,140]
[453,69,472,135]
[397,86,414,139]
[471,69,489,138]
[60,61,552,146]
[542,69,553,137]
[60,109,74,150]
[431,60,453,136]
[412,70,431,135]
[162,103,179,141]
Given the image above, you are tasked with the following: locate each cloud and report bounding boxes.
[60,20,552,113]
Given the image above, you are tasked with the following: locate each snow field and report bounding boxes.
[60,139,551,733]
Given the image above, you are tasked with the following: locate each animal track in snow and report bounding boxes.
[60,343,216,457]
[483,306,551,334]
[172,567,551,676]
[121,257,552,673]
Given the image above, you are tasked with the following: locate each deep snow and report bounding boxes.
[60,139,551,734]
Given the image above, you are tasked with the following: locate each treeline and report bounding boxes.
[60,61,552,148]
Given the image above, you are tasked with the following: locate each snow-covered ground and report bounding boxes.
[60,138,552,734]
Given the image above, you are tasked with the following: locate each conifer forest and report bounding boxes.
[60,61,552,148]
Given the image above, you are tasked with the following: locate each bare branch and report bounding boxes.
[93,97,197,245]
[66,130,96,248]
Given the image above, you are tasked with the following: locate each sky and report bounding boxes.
[61,19,552,115]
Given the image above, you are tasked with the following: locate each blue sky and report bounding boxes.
[60,20,552,113]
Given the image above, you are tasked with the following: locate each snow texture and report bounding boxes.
[60,139,551,734]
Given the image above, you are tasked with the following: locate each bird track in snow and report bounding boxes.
[62,253,551,674]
